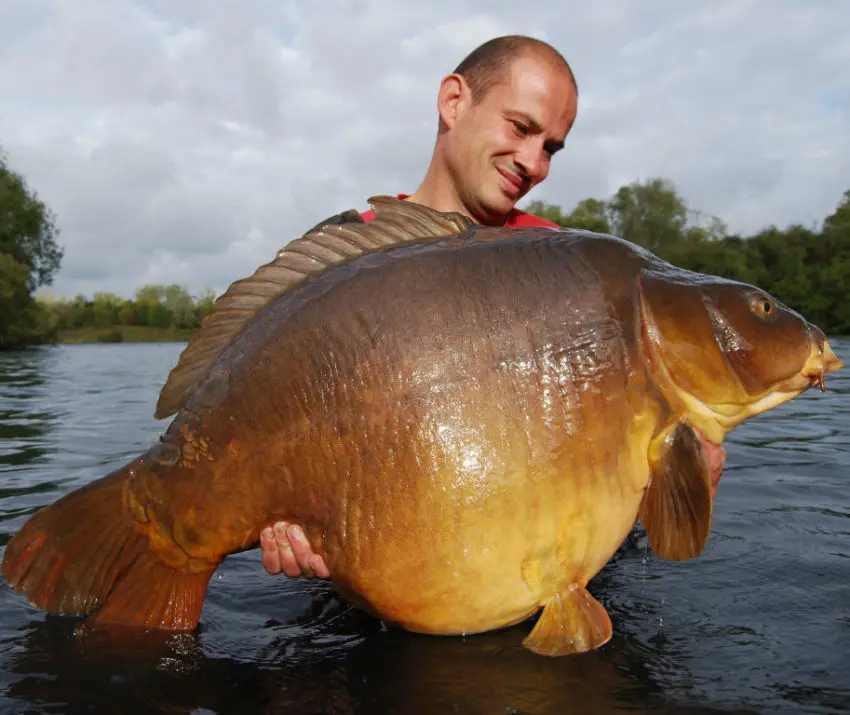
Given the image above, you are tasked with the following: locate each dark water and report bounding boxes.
[1,342,848,715]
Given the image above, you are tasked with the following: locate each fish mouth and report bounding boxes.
[685,333,845,433]
[749,331,844,403]
[800,329,844,392]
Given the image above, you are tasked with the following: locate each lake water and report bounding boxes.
[0,341,848,715]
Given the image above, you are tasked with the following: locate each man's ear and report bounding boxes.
[437,73,471,129]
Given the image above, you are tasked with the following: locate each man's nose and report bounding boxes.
[515,144,547,182]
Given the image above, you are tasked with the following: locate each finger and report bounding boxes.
[260,526,282,575]
[287,525,316,579]
[273,521,302,578]
[309,554,331,579]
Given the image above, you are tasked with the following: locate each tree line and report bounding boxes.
[2,145,849,349]
[39,284,217,337]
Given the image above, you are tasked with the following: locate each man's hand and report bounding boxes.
[260,522,330,579]
[260,437,728,579]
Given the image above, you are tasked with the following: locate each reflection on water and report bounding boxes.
[1,341,849,714]
[0,352,55,481]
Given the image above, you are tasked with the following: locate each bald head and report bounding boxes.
[411,33,578,226]
[452,35,578,105]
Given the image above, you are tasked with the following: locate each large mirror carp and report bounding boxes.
[2,197,843,656]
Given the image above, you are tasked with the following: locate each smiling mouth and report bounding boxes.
[497,168,526,196]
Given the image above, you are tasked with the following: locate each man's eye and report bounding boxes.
[512,121,528,135]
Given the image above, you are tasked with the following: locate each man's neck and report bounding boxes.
[406,167,509,227]
[405,184,467,218]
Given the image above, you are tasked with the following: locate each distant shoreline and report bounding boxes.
[56,326,195,344]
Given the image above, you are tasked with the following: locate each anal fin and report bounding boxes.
[640,422,713,561]
[522,586,613,656]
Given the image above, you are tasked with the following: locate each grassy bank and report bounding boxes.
[57,326,195,344]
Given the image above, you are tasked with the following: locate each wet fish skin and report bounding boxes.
[2,198,842,656]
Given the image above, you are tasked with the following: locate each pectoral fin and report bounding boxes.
[522,586,613,656]
[639,422,713,561]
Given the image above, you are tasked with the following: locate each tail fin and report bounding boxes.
[1,464,216,631]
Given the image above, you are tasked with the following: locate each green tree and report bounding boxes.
[563,198,612,234]
[134,284,167,327]
[92,292,122,328]
[0,255,56,348]
[524,197,612,233]
[818,256,850,333]
[607,177,689,256]
[673,235,759,286]
[0,254,35,346]
[523,200,571,226]
[137,301,151,326]
[66,294,90,329]
[0,149,63,348]
[163,283,197,329]
[0,150,63,291]
[823,189,850,237]
[117,300,139,325]
[196,287,216,321]
[149,302,172,328]
[136,284,165,304]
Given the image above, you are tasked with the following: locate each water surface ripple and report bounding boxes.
[1,341,848,714]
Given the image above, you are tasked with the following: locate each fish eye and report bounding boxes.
[749,293,775,319]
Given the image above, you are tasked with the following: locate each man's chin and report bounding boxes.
[480,191,519,221]
[477,205,513,225]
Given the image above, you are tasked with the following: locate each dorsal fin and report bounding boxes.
[153,196,474,419]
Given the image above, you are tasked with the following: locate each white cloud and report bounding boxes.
[0,0,848,300]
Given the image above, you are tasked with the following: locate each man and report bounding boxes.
[259,34,726,579]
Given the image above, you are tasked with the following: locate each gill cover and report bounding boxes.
[638,268,813,410]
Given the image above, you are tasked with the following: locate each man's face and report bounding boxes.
[444,54,578,223]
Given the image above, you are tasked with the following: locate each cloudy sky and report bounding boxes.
[1,0,848,301]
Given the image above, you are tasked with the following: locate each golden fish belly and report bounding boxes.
[309,384,658,636]
[324,451,648,635]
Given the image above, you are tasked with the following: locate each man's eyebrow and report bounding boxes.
[508,110,565,154]
[508,110,540,130]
